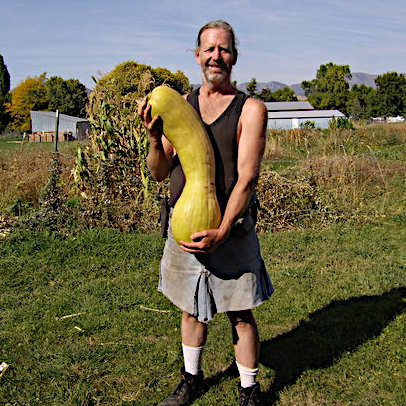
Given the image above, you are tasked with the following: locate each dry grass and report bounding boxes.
[256,169,319,232]
[0,141,76,211]
[1,123,405,234]
[260,123,406,229]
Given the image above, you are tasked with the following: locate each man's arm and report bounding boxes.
[180,97,267,253]
[138,100,173,181]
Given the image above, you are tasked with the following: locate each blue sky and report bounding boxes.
[1,0,405,90]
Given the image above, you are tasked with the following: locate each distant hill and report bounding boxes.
[236,72,379,97]
[237,81,287,93]
[347,72,378,89]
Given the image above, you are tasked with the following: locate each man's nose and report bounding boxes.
[212,47,221,60]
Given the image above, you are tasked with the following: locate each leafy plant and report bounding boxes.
[5,199,32,216]
[20,153,77,234]
[72,62,191,230]
[329,116,355,130]
[300,120,316,129]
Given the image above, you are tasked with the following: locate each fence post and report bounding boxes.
[54,110,60,152]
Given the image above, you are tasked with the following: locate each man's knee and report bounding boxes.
[182,312,200,324]
[227,310,258,345]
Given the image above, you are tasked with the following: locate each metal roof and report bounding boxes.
[31,111,87,123]
[269,110,345,119]
[30,111,88,135]
[265,101,314,111]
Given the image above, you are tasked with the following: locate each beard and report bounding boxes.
[201,64,232,87]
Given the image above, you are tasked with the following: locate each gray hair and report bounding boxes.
[195,20,238,60]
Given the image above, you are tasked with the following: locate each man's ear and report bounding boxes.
[194,49,201,65]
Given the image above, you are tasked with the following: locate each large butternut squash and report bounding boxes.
[147,85,221,243]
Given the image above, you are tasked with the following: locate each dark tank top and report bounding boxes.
[169,88,248,213]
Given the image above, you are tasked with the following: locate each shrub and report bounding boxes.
[329,116,355,130]
[72,62,191,230]
[256,168,323,232]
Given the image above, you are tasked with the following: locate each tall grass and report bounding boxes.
[0,139,77,213]
[1,123,406,234]
[259,123,406,230]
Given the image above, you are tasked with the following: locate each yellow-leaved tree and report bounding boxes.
[6,73,48,131]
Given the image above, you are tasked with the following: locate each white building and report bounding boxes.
[265,101,345,130]
[30,111,89,141]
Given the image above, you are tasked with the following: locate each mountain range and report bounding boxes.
[237,72,378,97]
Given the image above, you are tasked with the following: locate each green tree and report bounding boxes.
[347,84,375,119]
[258,88,275,102]
[0,54,11,132]
[151,67,192,94]
[246,78,258,97]
[258,86,298,103]
[6,73,48,131]
[91,61,191,102]
[302,63,352,116]
[372,72,406,117]
[272,86,298,102]
[0,54,10,97]
[46,76,88,117]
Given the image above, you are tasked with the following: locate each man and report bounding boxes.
[139,20,273,406]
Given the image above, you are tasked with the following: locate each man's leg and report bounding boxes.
[181,312,207,347]
[181,312,207,375]
[228,309,259,369]
[158,312,208,406]
[228,310,262,405]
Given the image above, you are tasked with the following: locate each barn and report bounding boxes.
[30,111,89,142]
[265,101,345,129]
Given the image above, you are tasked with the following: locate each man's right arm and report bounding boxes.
[138,100,173,182]
[147,135,173,182]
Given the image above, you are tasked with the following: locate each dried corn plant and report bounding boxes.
[72,62,191,230]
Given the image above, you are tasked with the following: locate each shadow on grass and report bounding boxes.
[258,286,406,405]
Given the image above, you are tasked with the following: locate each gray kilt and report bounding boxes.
[158,214,274,323]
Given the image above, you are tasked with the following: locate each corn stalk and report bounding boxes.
[73,71,153,204]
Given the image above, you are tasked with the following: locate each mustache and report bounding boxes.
[206,61,227,70]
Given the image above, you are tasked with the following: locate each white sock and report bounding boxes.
[236,360,259,388]
[182,343,204,375]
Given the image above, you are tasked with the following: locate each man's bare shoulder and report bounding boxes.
[244,96,267,110]
[242,96,268,120]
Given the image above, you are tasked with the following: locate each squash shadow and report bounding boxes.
[258,286,406,405]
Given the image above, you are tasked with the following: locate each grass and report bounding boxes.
[0,219,405,405]
[1,123,406,404]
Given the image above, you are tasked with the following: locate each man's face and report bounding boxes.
[195,28,236,86]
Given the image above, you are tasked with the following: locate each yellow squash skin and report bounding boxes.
[148,85,221,243]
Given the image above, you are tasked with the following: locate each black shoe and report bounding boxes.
[238,382,261,406]
[158,368,207,406]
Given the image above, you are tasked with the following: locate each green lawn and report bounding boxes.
[1,218,405,405]
[1,124,405,404]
